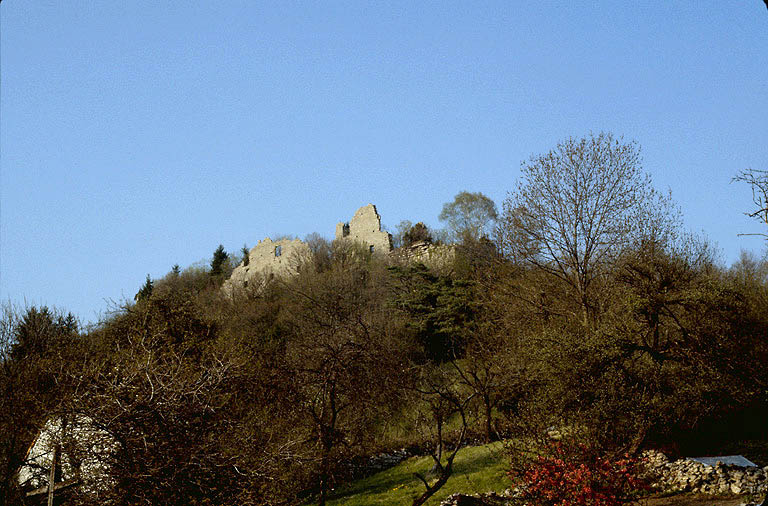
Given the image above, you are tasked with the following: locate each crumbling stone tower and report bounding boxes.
[335,204,393,254]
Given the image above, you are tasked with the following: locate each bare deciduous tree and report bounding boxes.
[498,132,677,327]
[283,260,404,506]
[733,168,768,237]
[410,366,474,506]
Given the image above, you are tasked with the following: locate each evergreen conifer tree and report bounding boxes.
[210,245,228,276]
[135,274,153,301]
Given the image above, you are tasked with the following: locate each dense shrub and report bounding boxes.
[510,441,648,506]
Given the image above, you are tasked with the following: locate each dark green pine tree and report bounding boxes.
[135,274,153,302]
[210,244,229,276]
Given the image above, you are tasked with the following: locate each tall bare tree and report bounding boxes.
[410,365,474,506]
[733,168,768,237]
[498,132,677,327]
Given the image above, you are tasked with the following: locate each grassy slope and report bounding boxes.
[321,442,509,506]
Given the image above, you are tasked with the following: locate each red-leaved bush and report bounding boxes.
[510,442,648,506]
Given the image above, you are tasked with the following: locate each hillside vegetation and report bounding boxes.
[2,134,768,506]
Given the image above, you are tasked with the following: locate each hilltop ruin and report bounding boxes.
[223,203,454,294]
[334,204,393,254]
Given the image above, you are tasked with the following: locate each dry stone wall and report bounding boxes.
[642,450,768,496]
[18,415,115,495]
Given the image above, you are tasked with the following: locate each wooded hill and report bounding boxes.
[3,133,768,506]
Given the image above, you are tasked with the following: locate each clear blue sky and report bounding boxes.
[2,1,767,324]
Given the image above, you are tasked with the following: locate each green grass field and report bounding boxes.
[319,442,510,506]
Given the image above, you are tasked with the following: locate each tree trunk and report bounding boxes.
[318,475,327,506]
[318,446,330,506]
[412,468,451,506]
[484,399,495,442]
[581,294,591,329]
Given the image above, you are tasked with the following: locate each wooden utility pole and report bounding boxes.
[47,445,58,506]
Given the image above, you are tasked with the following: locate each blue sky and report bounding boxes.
[2,1,767,323]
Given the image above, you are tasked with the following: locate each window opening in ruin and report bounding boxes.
[342,223,350,237]
[369,245,375,253]
[275,245,282,257]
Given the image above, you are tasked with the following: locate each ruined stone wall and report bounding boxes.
[335,204,392,254]
[391,241,457,272]
[222,237,311,294]
[224,204,466,294]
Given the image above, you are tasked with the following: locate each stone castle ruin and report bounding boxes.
[223,203,454,294]
[223,237,312,293]
[335,204,393,254]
